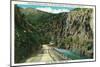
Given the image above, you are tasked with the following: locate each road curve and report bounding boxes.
[25,45,55,63]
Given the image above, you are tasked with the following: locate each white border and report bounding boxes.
[11,1,96,66]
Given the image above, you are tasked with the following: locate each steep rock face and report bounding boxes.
[56,8,93,58]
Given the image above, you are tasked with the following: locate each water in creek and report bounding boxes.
[54,48,89,60]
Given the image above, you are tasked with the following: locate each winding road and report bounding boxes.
[25,45,58,63]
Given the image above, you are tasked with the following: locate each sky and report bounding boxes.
[16,4,77,14]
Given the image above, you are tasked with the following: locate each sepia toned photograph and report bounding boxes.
[11,1,96,66]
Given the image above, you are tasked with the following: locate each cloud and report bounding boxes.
[36,7,70,14]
